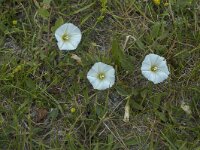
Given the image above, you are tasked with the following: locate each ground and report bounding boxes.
[0,0,200,149]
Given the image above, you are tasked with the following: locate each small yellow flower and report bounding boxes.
[70,107,76,113]
[152,0,161,6]
[12,20,18,25]
[164,2,169,7]
[12,65,22,74]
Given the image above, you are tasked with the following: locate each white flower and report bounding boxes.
[55,23,82,50]
[87,62,115,90]
[141,54,170,84]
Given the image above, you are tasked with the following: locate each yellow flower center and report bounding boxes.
[152,0,160,6]
[98,73,105,80]
[62,33,69,41]
[151,66,158,72]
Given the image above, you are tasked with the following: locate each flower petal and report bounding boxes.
[155,71,169,83]
[105,77,115,86]
[90,63,99,73]
[55,23,68,41]
[68,35,82,49]
[149,73,157,84]
[66,23,81,34]
[57,41,76,50]
[103,64,114,73]
[153,73,160,84]
[155,55,165,65]
[149,54,160,65]
[96,62,107,72]
[158,61,170,75]
[105,68,115,77]
[96,80,113,90]
[141,63,151,71]
[87,76,98,85]
[142,71,153,81]
[89,78,101,89]
[142,54,152,66]
[87,68,98,78]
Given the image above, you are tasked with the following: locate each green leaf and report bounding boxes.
[111,38,134,71]
[96,104,106,119]
[111,38,124,66]
[43,0,52,4]
[0,0,5,4]
[151,93,166,110]
[155,111,167,122]
[177,0,193,8]
[0,113,4,125]
[70,2,95,16]
[0,22,7,33]
[93,142,99,150]
[115,85,131,96]
[161,131,178,150]
[140,89,148,99]
[48,108,59,119]
[124,138,141,146]
[25,78,36,90]
[115,85,138,97]
[120,55,134,72]
[107,134,114,150]
[151,95,161,110]
[51,16,64,32]
[150,22,162,39]
[135,39,145,50]
[131,101,143,111]
[32,127,44,135]
[38,8,50,19]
